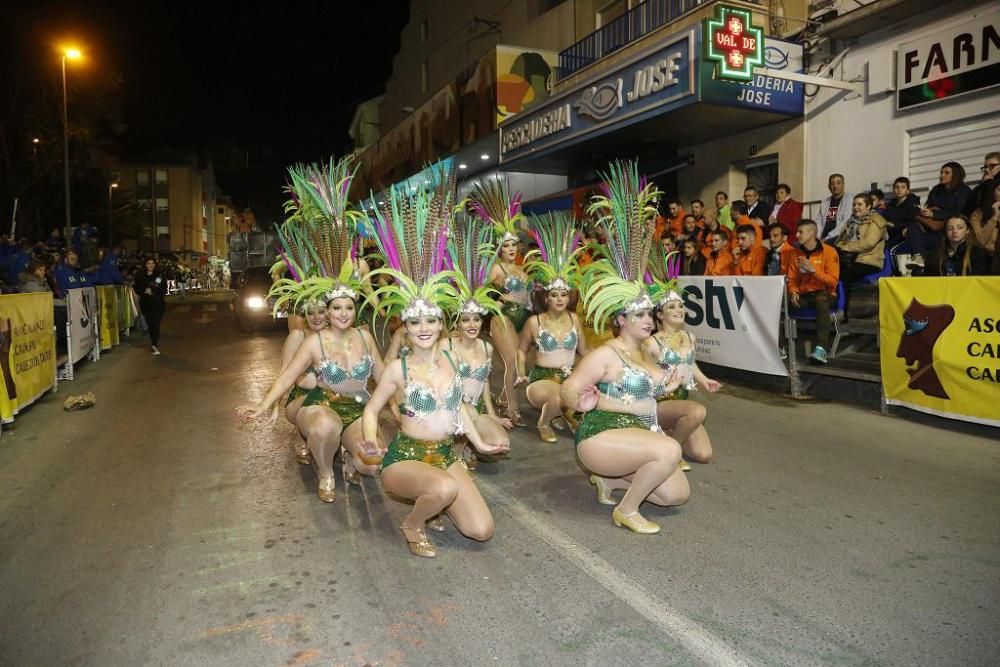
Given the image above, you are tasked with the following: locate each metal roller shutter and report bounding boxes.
[908,114,1000,194]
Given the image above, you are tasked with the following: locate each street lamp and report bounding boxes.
[60,46,83,246]
[108,182,118,247]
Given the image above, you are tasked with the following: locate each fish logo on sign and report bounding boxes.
[763,46,789,70]
[574,79,622,120]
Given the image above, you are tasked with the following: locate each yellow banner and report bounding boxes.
[97,285,120,350]
[0,293,56,422]
[880,277,1000,427]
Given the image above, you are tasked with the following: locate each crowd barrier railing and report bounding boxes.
[0,292,58,425]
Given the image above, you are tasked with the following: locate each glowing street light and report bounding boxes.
[108,182,118,247]
[60,45,84,243]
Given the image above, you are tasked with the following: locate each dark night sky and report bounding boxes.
[12,0,410,219]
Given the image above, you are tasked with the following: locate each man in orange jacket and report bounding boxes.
[765,223,795,276]
[729,200,763,251]
[733,224,767,275]
[787,220,840,364]
[705,231,735,276]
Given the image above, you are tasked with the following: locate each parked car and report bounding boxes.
[232,266,285,333]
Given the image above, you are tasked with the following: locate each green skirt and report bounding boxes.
[286,384,311,407]
[501,301,530,332]
[474,397,487,415]
[301,387,366,427]
[656,387,690,402]
[529,365,568,384]
[381,432,457,471]
[574,409,647,446]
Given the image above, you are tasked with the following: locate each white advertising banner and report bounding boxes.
[678,275,787,377]
[67,287,97,364]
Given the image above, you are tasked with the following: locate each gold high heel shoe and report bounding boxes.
[342,453,361,486]
[462,447,479,471]
[295,443,313,466]
[678,458,692,472]
[505,408,526,427]
[562,409,580,431]
[401,524,436,558]
[317,476,336,503]
[589,475,616,506]
[426,516,447,532]
[538,424,558,443]
[612,508,660,534]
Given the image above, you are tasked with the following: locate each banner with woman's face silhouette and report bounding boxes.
[0,292,56,422]
[880,278,1000,427]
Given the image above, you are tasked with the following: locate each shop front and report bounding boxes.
[498,7,805,207]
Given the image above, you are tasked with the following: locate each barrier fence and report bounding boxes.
[0,286,138,428]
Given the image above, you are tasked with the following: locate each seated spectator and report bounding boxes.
[656,199,685,238]
[969,180,999,268]
[817,173,854,242]
[924,216,991,276]
[47,228,66,252]
[700,215,731,257]
[733,224,766,276]
[729,200,763,249]
[690,198,714,228]
[659,233,678,261]
[18,260,50,294]
[714,191,734,230]
[5,240,33,286]
[788,220,840,364]
[963,151,1000,217]
[705,232,735,276]
[765,223,795,276]
[883,177,921,247]
[835,193,887,285]
[910,161,972,254]
[679,214,699,243]
[53,249,91,296]
[95,246,126,285]
[680,238,706,276]
[768,183,803,236]
[744,186,769,223]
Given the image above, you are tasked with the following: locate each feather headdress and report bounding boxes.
[269,156,366,314]
[467,177,524,244]
[579,160,662,332]
[523,212,583,292]
[364,167,460,322]
[448,210,504,320]
[645,245,684,308]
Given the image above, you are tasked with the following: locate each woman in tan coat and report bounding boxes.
[835,193,887,285]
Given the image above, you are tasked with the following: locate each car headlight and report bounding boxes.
[246,296,265,309]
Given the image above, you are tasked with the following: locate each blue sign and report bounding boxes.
[699,37,804,115]
[499,30,697,164]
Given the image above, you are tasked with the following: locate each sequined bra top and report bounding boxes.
[653,332,697,392]
[500,264,531,306]
[314,330,374,402]
[399,351,464,424]
[596,348,666,431]
[450,338,492,405]
[534,314,578,369]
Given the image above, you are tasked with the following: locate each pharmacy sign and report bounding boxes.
[703,5,764,82]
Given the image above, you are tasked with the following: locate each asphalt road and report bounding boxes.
[0,293,997,667]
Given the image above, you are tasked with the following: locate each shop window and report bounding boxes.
[155,169,169,184]
[156,226,170,238]
[745,158,778,208]
[156,197,169,213]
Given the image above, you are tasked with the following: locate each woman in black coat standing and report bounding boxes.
[134,257,167,355]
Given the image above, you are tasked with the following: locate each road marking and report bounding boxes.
[477,478,755,667]
[174,305,191,313]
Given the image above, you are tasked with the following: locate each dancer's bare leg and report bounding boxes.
[526,380,562,429]
[656,400,713,462]
[577,429,682,515]
[341,418,384,477]
[442,462,494,541]
[471,414,510,451]
[490,317,520,415]
[381,461,459,529]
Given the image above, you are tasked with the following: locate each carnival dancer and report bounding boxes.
[469,179,531,427]
[516,212,588,442]
[643,251,722,470]
[446,210,512,467]
[237,156,386,503]
[361,177,508,558]
[272,300,329,465]
[560,161,690,534]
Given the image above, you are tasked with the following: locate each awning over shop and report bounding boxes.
[498,25,804,174]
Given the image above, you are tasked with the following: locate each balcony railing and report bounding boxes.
[558,0,759,81]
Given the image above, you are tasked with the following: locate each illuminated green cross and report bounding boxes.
[703,5,764,82]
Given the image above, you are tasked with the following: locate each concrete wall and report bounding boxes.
[380,0,576,135]
[803,0,1000,202]
[679,118,805,208]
